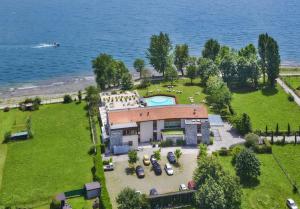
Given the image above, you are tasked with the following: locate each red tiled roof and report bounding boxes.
[108,105,208,125]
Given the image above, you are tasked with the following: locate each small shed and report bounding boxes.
[10,131,29,140]
[85,182,101,199]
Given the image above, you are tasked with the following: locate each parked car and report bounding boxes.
[167,152,176,164]
[149,188,158,196]
[143,155,150,166]
[164,163,174,175]
[136,165,145,178]
[103,163,114,171]
[287,199,298,209]
[188,180,196,190]
[179,184,187,191]
[152,161,162,175]
[150,154,157,165]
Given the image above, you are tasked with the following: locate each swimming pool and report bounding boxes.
[144,96,176,106]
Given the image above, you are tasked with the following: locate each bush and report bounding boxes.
[63,95,73,103]
[34,97,42,105]
[231,146,243,165]
[160,139,174,147]
[288,94,294,102]
[209,137,214,145]
[50,197,61,209]
[4,131,11,142]
[3,107,10,112]
[176,139,186,146]
[244,133,259,148]
[100,144,106,154]
[219,147,230,156]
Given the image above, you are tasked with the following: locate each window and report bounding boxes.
[153,121,157,130]
[123,128,137,136]
[128,141,133,146]
[165,119,181,129]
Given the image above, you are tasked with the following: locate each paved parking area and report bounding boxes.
[104,149,197,208]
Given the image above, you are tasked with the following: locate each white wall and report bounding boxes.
[181,119,186,128]
[123,135,139,149]
[156,120,164,140]
[140,121,153,142]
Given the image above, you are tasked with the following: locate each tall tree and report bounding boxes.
[186,62,197,84]
[202,39,220,61]
[164,65,178,85]
[238,44,257,59]
[258,33,280,86]
[133,58,145,78]
[197,58,219,85]
[121,72,134,90]
[147,32,172,76]
[174,44,189,76]
[128,150,139,168]
[219,53,238,84]
[92,53,114,89]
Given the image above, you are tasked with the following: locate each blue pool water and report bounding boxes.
[145,96,176,106]
[1,0,300,89]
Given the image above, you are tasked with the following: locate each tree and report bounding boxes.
[128,150,139,168]
[174,149,182,163]
[63,94,73,103]
[147,32,172,76]
[233,113,252,135]
[202,39,220,61]
[92,53,114,89]
[276,123,279,136]
[164,65,178,85]
[85,86,100,115]
[116,187,150,209]
[140,69,152,88]
[235,149,261,182]
[78,90,82,102]
[186,63,197,84]
[134,58,145,78]
[244,133,259,148]
[206,76,232,111]
[219,53,238,85]
[195,176,226,209]
[288,123,291,136]
[238,44,257,59]
[258,33,280,86]
[198,58,219,85]
[174,44,189,76]
[121,72,134,90]
[193,156,242,209]
[153,149,161,161]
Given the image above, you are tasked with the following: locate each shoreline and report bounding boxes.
[0,64,299,106]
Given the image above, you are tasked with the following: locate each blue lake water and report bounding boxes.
[145,96,176,106]
[0,0,300,89]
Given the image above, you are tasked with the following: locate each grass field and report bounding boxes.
[137,78,207,104]
[219,150,300,209]
[273,145,300,186]
[0,103,93,207]
[282,76,300,90]
[231,85,300,131]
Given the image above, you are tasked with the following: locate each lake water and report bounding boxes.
[1,0,300,90]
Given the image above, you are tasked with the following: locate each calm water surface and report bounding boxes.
[0,0,300,89]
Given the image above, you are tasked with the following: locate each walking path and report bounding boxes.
[276,78,300,106]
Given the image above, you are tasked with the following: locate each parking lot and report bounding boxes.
[104,148,198,208]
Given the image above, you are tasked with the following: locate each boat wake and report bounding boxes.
[32,43,59,48]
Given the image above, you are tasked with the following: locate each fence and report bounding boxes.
[148,190,196,208]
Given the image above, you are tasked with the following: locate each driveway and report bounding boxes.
[209,122,245,152]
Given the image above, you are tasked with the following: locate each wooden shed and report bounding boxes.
[84,182,101,199]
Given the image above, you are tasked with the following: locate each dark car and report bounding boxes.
[152,161,162,175]
[167,152,176,164]
[149,188,158,196]
[135,165,145,178]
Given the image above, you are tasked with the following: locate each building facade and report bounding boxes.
[103,105,210,153]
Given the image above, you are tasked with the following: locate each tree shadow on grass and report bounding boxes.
[240,178,260,188]
[261,87,279,96]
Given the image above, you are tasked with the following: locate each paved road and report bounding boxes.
[277,78,300,106]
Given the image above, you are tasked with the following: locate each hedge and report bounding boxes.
[94,146,112,209]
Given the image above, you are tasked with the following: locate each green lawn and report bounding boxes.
[219,151,300,209]
[0,103,93,207]
[273,145,300,186]
[231,85,300,131]
[137,78,207,105]
[282,76,300,90]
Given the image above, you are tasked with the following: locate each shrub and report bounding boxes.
[160,139,174,147]
[100,144,106,154]
[63,95,73,103]
[232,113,252,135]
[176,139,186,146]
[4,131,11,142]
[288,94,294,102]
[219,147,230,156]
[3,107,10,112]
[244,133,259,148]
[50,197,61,209]
[209,137,214,145]
[34,97,42,105]
[231,146,243,165]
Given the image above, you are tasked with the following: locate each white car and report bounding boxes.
[287,199,298,209]
[179,184,187,191]
[164,163,174,175]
